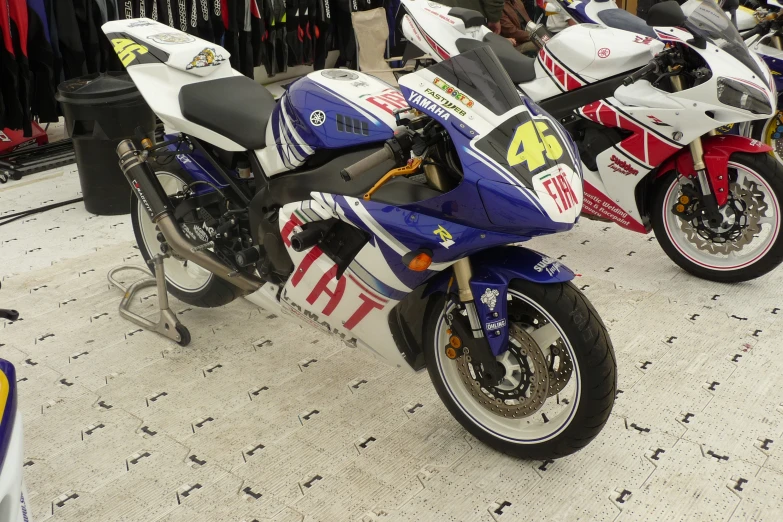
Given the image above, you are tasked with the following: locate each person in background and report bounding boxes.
[437,0,504,33]
[499,0,537,54]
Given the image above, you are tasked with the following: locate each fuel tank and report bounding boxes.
[258,70,404,176]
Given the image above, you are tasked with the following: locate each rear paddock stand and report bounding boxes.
[107,254,191,346]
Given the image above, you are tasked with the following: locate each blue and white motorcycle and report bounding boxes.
[102,18,616,458]
[0,359,31,522]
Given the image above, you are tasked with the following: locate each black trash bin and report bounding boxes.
[56,72,156,215]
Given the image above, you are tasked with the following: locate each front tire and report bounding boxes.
[424,279,616,460]
[651,152,783,283]
[131,165,242,308]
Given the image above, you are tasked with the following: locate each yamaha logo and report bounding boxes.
[310,110,326,127]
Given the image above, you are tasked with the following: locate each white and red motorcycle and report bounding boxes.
[401,0,783,282]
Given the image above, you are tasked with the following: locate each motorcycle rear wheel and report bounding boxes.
[424,279,616,460]
[652,152,783,283]
[131,165,242,308]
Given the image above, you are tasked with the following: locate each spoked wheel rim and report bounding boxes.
[761,111,783,164]
[434,290,580,444]
[137,171,213,292]
[662,161,781,271]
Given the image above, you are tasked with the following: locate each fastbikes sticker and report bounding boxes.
[186,48,225,69]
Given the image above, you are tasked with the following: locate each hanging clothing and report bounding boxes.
[9,0,32,135]
[26,0,58,123]
[312,0,331,70]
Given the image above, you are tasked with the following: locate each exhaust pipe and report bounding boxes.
[116,140,263,293]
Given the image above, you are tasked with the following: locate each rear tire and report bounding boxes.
[651,152,783,283]
[131,164,242,308]
[423,279,616,460]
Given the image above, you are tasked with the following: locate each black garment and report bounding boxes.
[43,0,61,87]
[313,0,331,70]
[27,0,57,122]
[54,0,87,80]
[72,0,100,74]
[301,0,313,64]
[9,0,31,135]
[193,0,216,41]
[251,0,265,67]
[333,0,354,69]
[285,0,302,66]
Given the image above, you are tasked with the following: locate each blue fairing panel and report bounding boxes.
[423,246,574,355]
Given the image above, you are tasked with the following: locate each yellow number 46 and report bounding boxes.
[507,120,563,171]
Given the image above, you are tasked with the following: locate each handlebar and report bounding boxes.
[622,60,661,86]
[340,144,395,181]
[741,24,767,40]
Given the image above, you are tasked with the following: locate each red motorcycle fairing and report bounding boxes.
[656,135,772,206]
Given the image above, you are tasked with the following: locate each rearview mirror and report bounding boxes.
[646,0,687,27]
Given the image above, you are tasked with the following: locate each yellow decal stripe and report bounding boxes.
[0,369,9,427]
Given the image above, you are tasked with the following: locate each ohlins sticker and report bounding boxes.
[186,48,225,69]
[433,77,474,108]
[147,32,195,44]
[424,88,466,117]
[407,92,451,121]
[112,38,149,67]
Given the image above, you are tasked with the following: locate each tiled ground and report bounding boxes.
[2,167,783,521]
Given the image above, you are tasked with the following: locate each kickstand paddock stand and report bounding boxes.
[107,254,191,346]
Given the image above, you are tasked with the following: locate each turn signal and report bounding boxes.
[679,195,690,204]
[402,248,434,272]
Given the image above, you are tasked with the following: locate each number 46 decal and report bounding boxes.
[507,121,563,171]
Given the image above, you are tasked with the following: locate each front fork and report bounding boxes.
[450,258,504,385]
[670,74,724,225]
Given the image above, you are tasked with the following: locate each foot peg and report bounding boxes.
[108,254,191,346]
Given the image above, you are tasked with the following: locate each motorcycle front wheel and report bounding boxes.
[424,279,617,460]
[652,152,783,283]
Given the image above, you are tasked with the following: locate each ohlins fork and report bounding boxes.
[451,258,504,386]
[670,74,724,226]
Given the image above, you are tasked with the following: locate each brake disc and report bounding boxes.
[455,324,550,419]
[546,340,573,397]
[678,177,768,254]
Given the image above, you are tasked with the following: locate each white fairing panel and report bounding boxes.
[0,412,30,522]
[101,19,246,150]
[544,24,663,83]
[102,18,232,77]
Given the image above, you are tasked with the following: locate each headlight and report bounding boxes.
[717,77,772,115]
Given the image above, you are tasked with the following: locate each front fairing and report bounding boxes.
[397,47,584,234]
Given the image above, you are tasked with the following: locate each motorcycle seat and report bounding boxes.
[455,33,537,84]
[447,7,485,28]
[596,9,658,39]
[179,75,276,150]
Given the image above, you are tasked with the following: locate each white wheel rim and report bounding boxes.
[662,161,780,271]
[434,290,581,444]
[137,172,213,292]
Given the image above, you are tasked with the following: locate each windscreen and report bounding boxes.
[423,46,522,116]
[682,0,766,79]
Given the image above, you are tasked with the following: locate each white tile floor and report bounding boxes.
[2,166,783,522]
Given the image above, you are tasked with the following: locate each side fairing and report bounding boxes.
[258,70,401,176]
